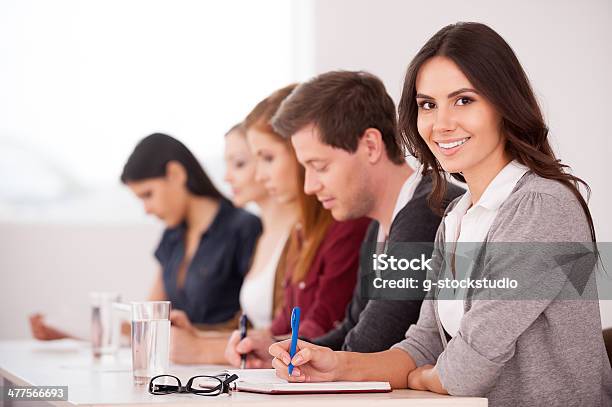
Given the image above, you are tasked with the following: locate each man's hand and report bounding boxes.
[268,339,338,382]
[224,329,275,368]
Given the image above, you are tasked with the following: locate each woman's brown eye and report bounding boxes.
[456,97,473,106]
[419,101,435,110]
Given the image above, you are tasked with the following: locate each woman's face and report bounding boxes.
[126,164,188,227]
[415,56,507,177]
[246,127,300,204]
[224,129,267,207]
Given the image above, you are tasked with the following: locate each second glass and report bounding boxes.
[90,292,121,357]
[131,301,171,385]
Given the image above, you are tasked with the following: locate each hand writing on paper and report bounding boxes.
[268,339,338,382]
[224,329,274,368]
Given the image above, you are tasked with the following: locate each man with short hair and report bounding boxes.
[225,71,463,366]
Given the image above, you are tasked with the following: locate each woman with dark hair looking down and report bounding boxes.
[120,133,262,327]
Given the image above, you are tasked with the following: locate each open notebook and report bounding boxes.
[223,369,391,395]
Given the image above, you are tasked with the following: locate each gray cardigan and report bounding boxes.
[393,172,612,406]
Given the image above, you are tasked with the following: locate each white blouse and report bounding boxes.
[239,231,289,330]
[438,160,529,337]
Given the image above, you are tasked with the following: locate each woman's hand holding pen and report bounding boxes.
[224,329,275,368]
[268,339,338,382]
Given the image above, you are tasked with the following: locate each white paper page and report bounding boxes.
[227,369,286,384]
[226,369,391,392]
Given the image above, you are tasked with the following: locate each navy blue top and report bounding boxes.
[154,199,262,325]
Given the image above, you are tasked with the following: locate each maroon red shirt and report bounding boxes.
[270,217,370,339]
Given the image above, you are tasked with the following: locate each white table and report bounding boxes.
[0,340,487,406]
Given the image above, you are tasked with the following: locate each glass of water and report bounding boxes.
[131,301,171,385]
[90,292,121,357]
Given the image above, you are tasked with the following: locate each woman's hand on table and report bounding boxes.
[407,364,448,394]
[29,314,71,341]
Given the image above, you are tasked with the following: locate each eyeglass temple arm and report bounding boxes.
[222,374,239,390]
[223,374,239,385]
[152,384,183,391]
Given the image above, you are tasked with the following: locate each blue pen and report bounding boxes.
[287,306,301,376]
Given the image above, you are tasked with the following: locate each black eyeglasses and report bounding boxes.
[148,373,239,396]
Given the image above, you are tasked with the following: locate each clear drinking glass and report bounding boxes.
[131,301,171,385]
[90,292,121,357]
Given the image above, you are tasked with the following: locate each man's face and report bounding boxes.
[291,124,375,221]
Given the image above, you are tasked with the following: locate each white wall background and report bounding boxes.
[0,222,162,339]
[1,0,611,339]
[0,0,296,190]
[0,0,305,339]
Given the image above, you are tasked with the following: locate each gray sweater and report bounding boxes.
[393,172,612,406]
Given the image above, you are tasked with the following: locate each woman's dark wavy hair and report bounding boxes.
[120,133,224,200]
[398,22,596,243]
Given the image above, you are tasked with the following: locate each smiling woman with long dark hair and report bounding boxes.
[267,22,611,406]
